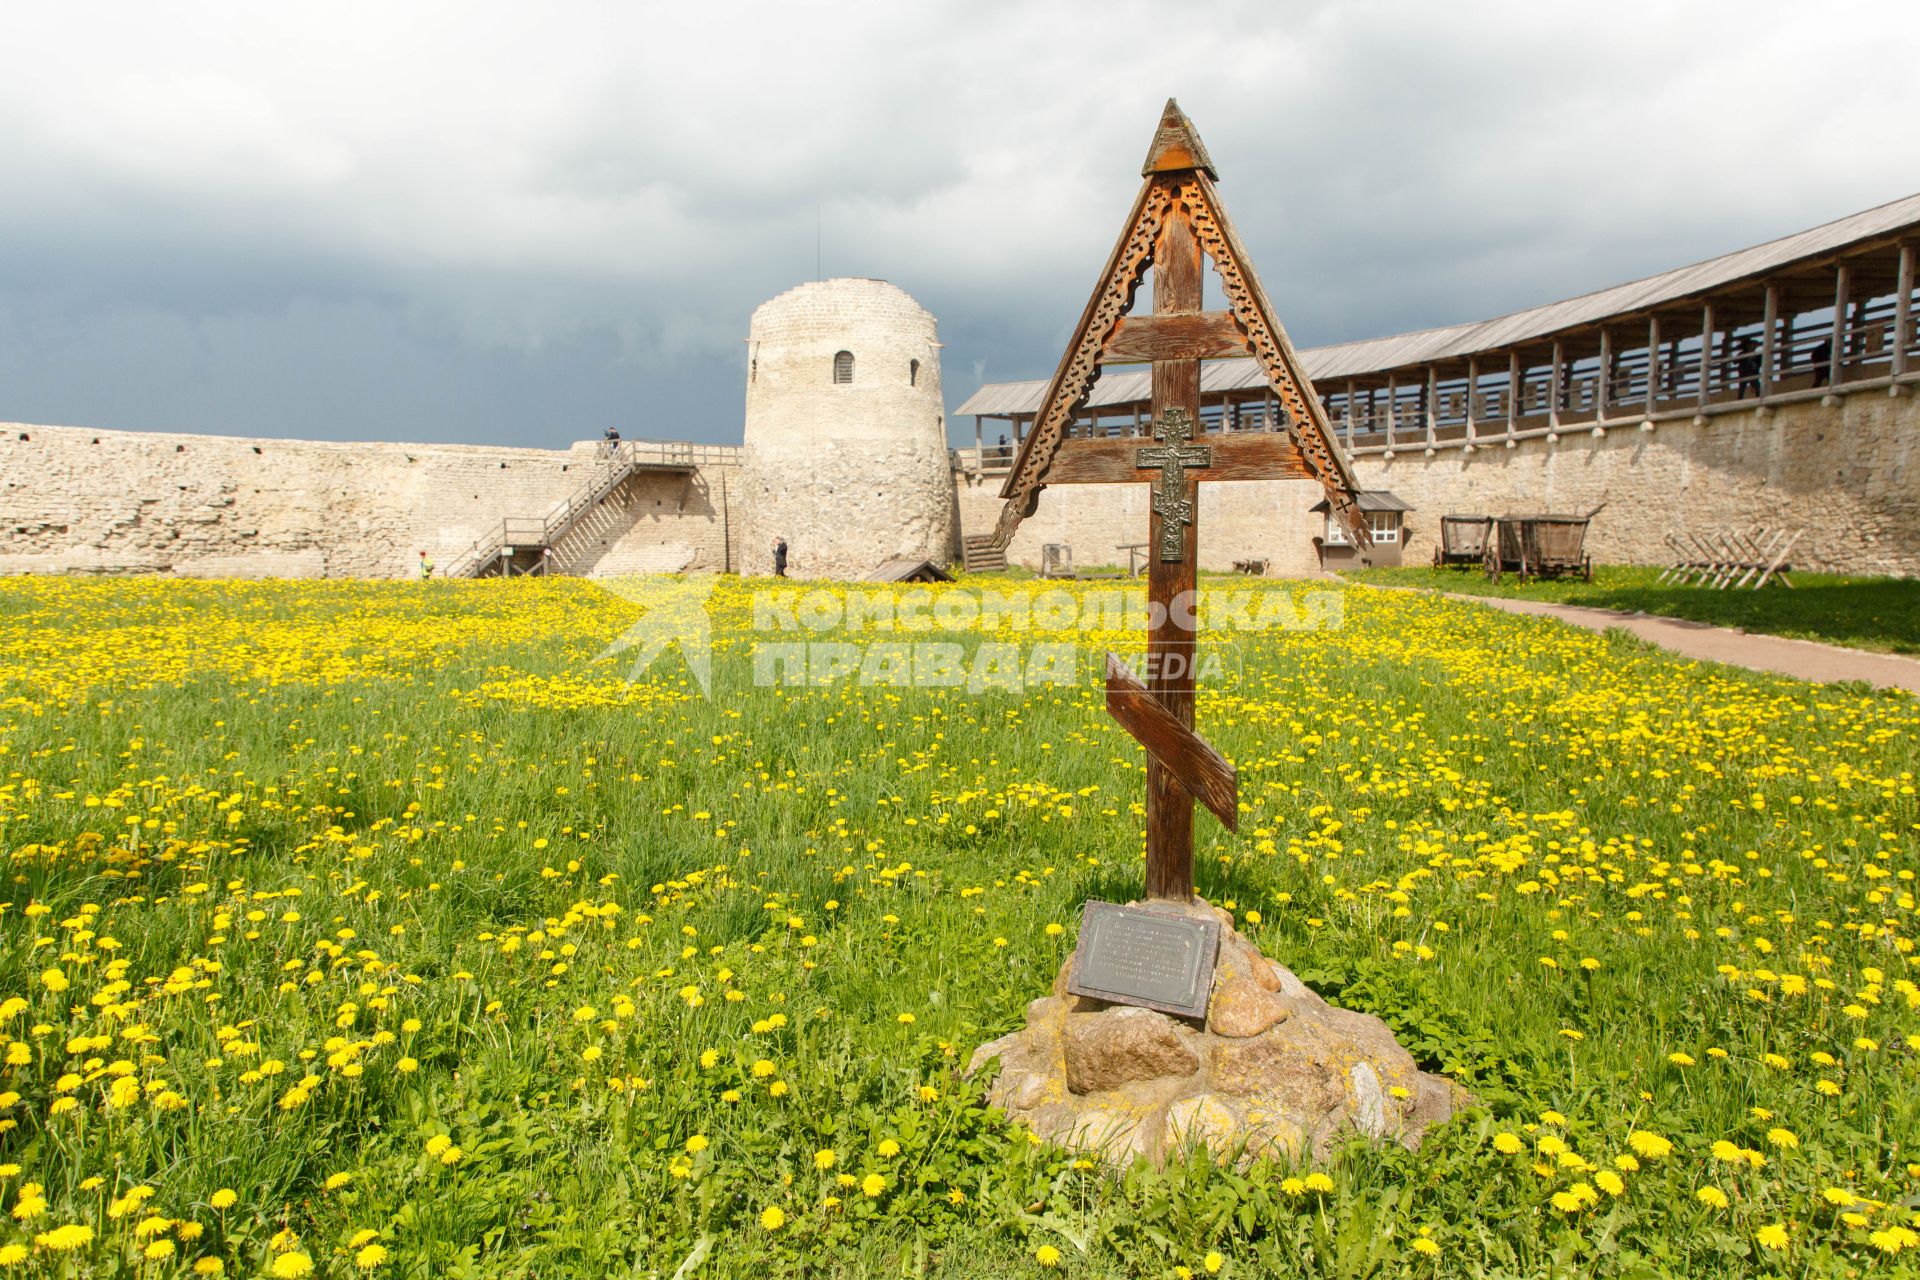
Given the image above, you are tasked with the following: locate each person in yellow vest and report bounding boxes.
[418,550,434,580]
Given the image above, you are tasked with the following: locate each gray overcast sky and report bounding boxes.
[2,0,1916,448]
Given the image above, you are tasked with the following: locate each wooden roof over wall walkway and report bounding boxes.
[957,191,1920,417]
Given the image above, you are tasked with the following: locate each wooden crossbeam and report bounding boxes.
[1103,312,1249,363]
[1044,432,1310,485]
[1105,653,1238,832]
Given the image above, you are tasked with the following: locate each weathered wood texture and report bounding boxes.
[1141,98,1218,178]
[991,100,1365,553]
[1144,211,1203,903]
[1104,312,1249,363]
[1042,434,1308,485]
[1106,654,1238,831]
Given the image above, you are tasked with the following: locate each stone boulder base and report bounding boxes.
[967,899,1466,1168]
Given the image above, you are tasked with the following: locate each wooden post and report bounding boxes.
[1144,211,1202,903]
[1596,329,1611,421]
[1465,356,1478,442]
[974,416,982,459]
[1385,374,1398,447]
[1507,351,1520,433]
[1345,379,1357,444]
[1897,244,1915,378]
[1646,315,1660,412]
[1425,365,1438,446]
[1699,303,1714,407]
[1549,340,1564,427]
[1761,285,1779,395]
[1832,263,1851,384]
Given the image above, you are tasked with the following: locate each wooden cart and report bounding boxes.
[1433,515,1494,569]
[1485,505,1602,583]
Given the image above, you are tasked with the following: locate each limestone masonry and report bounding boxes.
[738,279,955,579]
[968,897,1462,1167]
[0,425,737,578]
[2,278,1916,578]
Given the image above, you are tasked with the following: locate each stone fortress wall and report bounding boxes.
[966,385,1919,578]
[4,379,1914,581]
[1352,390,1917,575]
[1,423,741,578]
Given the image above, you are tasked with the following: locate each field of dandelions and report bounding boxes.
[0,574,1915,1278]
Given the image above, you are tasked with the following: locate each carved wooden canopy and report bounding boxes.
[991,100,1368,551]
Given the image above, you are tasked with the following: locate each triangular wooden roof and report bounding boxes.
[867,558,954,583]
[992,99,1367,550]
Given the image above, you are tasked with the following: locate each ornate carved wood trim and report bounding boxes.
[1177,173,1370,550]
[992,178,1174,548]
[990,102,1370,555]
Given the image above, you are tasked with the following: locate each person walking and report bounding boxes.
[418,550,435,580]
[772,537,788,578]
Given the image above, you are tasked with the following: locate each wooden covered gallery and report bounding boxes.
[955,192,1920,468]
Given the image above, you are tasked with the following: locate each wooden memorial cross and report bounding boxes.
[992,100,1369,904]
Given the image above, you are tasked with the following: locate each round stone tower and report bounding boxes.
[739,278,954,579]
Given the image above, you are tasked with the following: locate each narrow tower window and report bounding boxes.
[910,358,920,386]
[833,350,855,384]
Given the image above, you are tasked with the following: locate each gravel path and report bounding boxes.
[1431,592,1920,694]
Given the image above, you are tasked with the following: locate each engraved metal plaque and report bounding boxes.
[1066,900,1221,1019]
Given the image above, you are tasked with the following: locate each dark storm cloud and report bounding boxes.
[0,0,1914,446]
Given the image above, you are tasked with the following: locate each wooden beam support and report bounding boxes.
[1104,312,1248,363]
[1425,365,1438,446]
[1832,263,1851,383]
[1465,357,1477,441]
[1761,285,1779,395]
[1699,303,1714,406]
[1651,312,1666,408]
[1897,243,1915,378]
[1549,340,1564,427]
[1507,351,1520,431]
[1596,329,1611,421]
[1645,315,1661,410]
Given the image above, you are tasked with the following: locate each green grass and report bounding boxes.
[1350,564,1920,655]
[0,575,1916,1277]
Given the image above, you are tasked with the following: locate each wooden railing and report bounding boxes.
[445,441,739,578]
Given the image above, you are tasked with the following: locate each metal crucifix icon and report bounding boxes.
[1136,408,1211,562]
